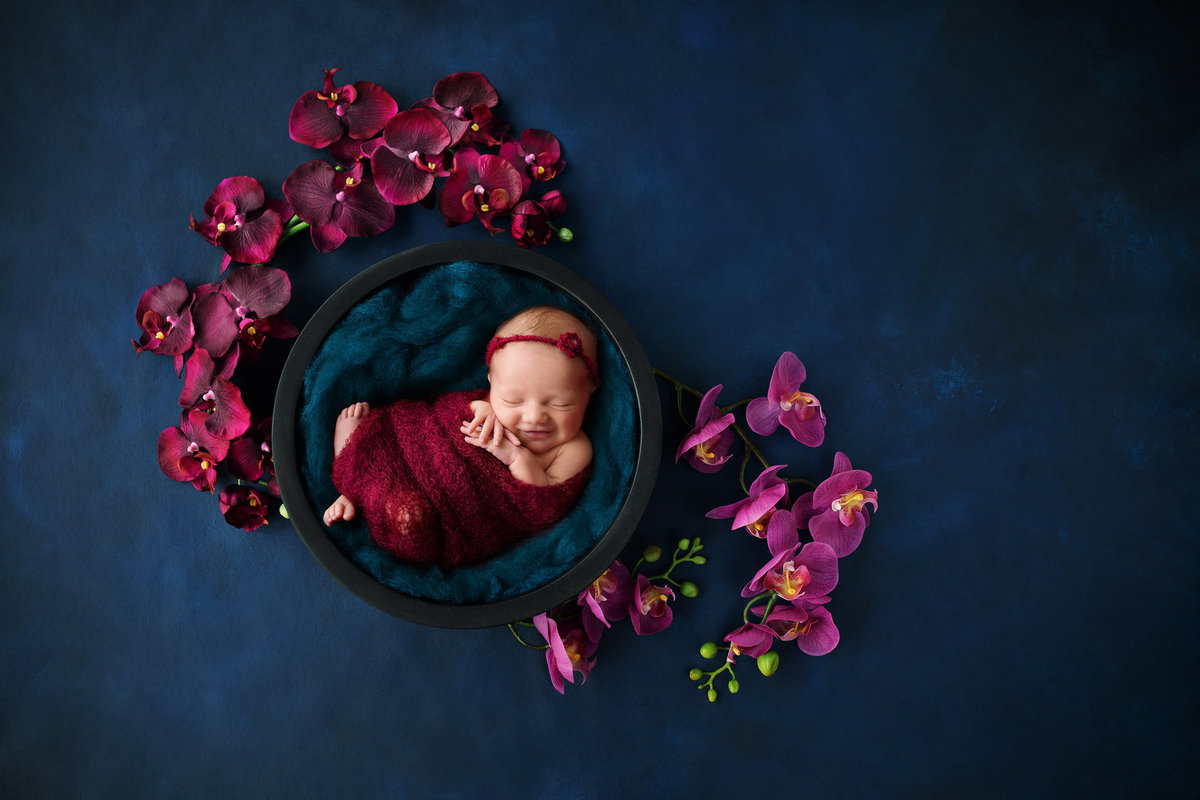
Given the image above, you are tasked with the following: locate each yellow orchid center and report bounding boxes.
[471,122,480,131]
[200,460,210,470]
[154,331,165,340]
[641,586,669,614]
[537,165,545,175]
[216,222,227,232]
[832,489,876,525]
[249,496,259,507]
[345,176,356,187]
[426,161,436,171]
[246,326,257,336]
[779,390,812,411]
[746,508,776,537]
[693,439,717,463]
[774,562,811,601]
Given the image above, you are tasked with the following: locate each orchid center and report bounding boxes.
[471,122,480,132]
[187,442,200,454]
[202,390,216,403]
[216,222,227,233]
[200,460,210,470]
[154,331,165,340]
[780,390,813,412]
[746,508,776,537]
[335,191,346,202]
[832,488,877,525]
[246,325,257,336]
[537,165,546,175]
[771,562,811,601]
[641,586,669,615]
[344,176,357,187]
[694,439,718,463]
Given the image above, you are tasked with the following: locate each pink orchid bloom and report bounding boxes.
[741,510,839,601]
[759,603,840,656]
[629,573,676,635]
[157,409,230,492]
[361,108,453,207]
[533,612,596,693]
[724,623,775,662]
[189,177,292,273]
[706,464,789,536]
[288,68,399,151]
[808,452,878,557]
[218,484,271,531]
[577,560,632,642]
[675,384,736,474]
[178,349,252,441]
[746,351,826,447]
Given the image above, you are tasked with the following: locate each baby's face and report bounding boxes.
[488,342,593,455]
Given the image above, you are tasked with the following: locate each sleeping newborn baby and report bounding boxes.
[323,306,598,567]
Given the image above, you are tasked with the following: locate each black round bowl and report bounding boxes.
[273,240,660,628]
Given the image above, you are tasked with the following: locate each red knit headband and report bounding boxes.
[485,331,599,385]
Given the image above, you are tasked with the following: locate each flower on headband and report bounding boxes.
[557,331,583,357]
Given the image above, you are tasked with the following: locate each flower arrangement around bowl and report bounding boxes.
[132,69,878,701]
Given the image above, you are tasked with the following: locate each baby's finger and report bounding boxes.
[505,429,521,446]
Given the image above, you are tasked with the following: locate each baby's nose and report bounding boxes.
[523,405,549,423]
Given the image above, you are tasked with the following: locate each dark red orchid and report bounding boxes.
[158,409,230,492]
[438,149,524,233]
[179,348,252,441]
[289,68,398,151]
[193,266,297,365]
[132,278,194,367]
[414,72,504,147]
[227,416,274,484]
[283,160,395,252]
[360,108,452,207]
[500,129,566,191]
[218,484,272,531]
[510,190,566,248]
[189,177,292,273]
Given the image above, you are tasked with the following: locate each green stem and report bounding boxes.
[508,623,548,650]
[742,591,774,624]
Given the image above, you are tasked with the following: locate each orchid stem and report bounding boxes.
[508,623,548,650]
[742,591,774,624]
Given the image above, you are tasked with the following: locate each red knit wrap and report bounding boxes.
[331,389,591,567]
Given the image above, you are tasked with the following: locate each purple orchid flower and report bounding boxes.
[500,129,566,192]
[360,108,453,207]
[706,464,789,537]
[438,148,524,233]
[807,451,878,557]
[741,513,839,603]
[227,416,273,483]
[288,68,399,158]
[189,177,292,273]
[157,409,229,492]
[132,278,194,370]
[218,484,271,532]
[675,384,736,473]
[510,190,566,249]
[283,160,395,253]
[192,266,297,369]
[759,603,840,656]
[746,351,826,447]
[533,612,596,693]
[179,348,252,441]
[724,623,775,662]
[577,560,632,642]
[629,573,676,635]
[413,72,504,147]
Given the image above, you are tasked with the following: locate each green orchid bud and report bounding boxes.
[279,504,290,520]
[756,651,780,677]
[678,538,691,551]
[693,555,707,565]
[728,678,740,694]
[680,581,699,598]
[699,641,719,659]
[642,545,662,563]
[556,227,574,243]
[707,688,718,703]
[689,668,702,681]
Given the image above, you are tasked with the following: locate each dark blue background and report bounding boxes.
[3,1,1197,797]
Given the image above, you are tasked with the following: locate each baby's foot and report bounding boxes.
[323,494,357,525]
[333,402,370,456]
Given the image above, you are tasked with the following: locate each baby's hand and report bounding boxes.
[463,420,524,465]
[461,401,499,443]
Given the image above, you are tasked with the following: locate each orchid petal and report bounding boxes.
[341,81,399,139]
[204,177,265,216]
[766,509,799,556]
[370,146,435,206]
[289,91,345,148]
[191,293,239,358]
[433,72,498,112]
[283,160,339,226]
[768,351,807,403]
[795,606,839,656]
[746,396,780,435]
[224,266,292,318]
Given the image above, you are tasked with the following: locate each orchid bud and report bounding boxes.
[279,504,290,520]
[556,227,573,242]
[642,545,662,563]
[693,556,707,565]
[680,581,699,598]
[689,668,702,681]
[699,641,719,659]
[728,678,740,694]
[707,688,718,703]
[756,651,780,677]
[678,538,691,551]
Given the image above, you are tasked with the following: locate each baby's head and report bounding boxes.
[484,306,598,454]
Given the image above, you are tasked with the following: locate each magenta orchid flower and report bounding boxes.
[192,266,297,369]
[132,278,194,369]
[414,72,503,147]
[218,484,271,531]
[759,603,840,656]
[283,160,395,253]
[741,510,839,601]
[179,349,252,441]
[288,68,399,160]
[706,464,789,537]
[746,351,826,447]
[157,409,230,492]
[361,108,453,207]
[510,190,566,249]
[724,623,775,662]
[438,148,524,233]
[500,129,566,191]
[533,612,596,693]
[189,177,292,273]
[675,384,736,473]
[577,560,632,642]
[807,451,878,557]
[227,417,273,484]
[629,573,676,635]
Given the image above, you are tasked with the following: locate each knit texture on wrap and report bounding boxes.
[299,260,637,604]
[331,389,590,567]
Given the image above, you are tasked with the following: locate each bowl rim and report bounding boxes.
[272,240,661,628]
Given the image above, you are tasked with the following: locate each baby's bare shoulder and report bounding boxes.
[545,431,593,483]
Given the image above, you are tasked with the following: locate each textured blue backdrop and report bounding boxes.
[2,1,1197,797]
